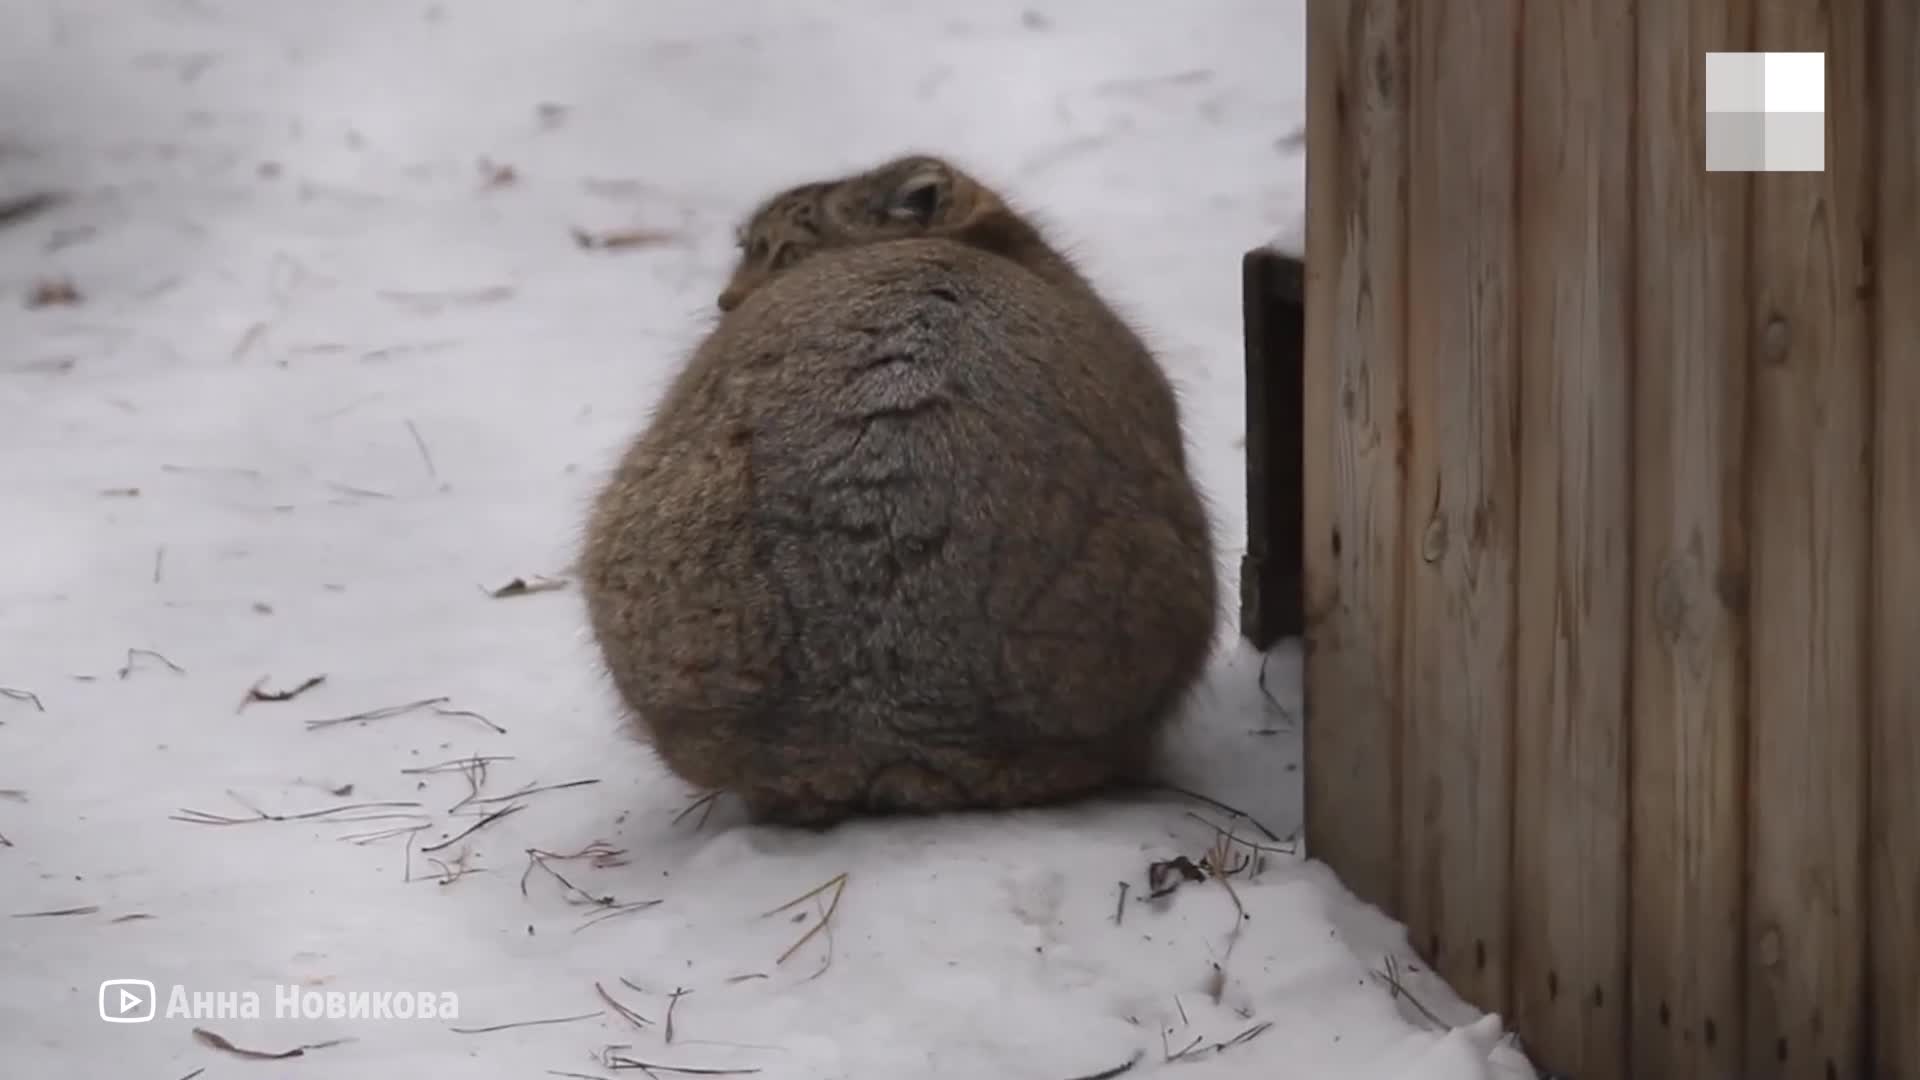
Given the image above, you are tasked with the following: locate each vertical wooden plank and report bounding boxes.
[1396,0,1519,1014]
[1301,0,1410,914]
[1508,0,1635,1074]
[1629,2,1753,1076]
[1744,3,1874,1077]
[1870,0,1920,1074]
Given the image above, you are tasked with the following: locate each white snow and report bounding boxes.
[0,1,1538,1077]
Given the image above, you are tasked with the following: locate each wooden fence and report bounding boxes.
[1289,0,1917,1076]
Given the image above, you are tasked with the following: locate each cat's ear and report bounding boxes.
[883,165,950,225]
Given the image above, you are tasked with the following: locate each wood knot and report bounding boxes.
[1651,559,1691,643]
[1763,318,1790,363]
[1420,515,1447,564]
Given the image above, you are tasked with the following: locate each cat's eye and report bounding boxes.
[749,237,769,259]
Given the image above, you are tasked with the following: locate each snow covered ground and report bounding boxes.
[0,1,1538,1076]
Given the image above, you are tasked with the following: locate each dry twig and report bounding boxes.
[571,226,683,251]
[0,687,44,712]
[404,419,438,479]
[1372,955,1447,1029]
[1183,812,1296,855]
[761,873,849,968]
[193,1027,349,1059]
[450,1011,603,1035]
[467,778,600,806]
[600,1046,760,1076]
[665,987,691,1043]
[118,648,185,679]
[420,803,524,853]
[404,754,516,775]
[173,793,425,827]
[595,981,653,1029]
[671,791,721,829]
[1158,785,1283,842]
[0,190,62,226]
[574,900,663,933]
[490,575,569,598]
[12,905,99,918]
[238,673,326,712]
[306,696,453,731]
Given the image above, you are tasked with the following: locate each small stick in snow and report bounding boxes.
[448,756,492,813]
[419,803,524,853]
[237,673,327,712]
[1113,881,1129,925]
[548,1073,613,1080]
[12,905,99,918]
[175,1069,206,1080]
[118,648,186,679]
[1162,1032,1205,1062]
[489,575,569,598]
[600,1048,760,1076]
[574,899,663,933]
[425,847,483,887]
[1062,1050,1143,1080]
[172,793,425,826]
[112,913,156,923]
[1182,812,1296,855]
[0,831,11,847]
[1166,1020,1274,1065]
[1372,955,1447,1029]
[230,321,267,362]
[305,696,450,730]
[430,703,508,734]
[521,844,633,907]
[571,226,684,251]
[403,754,516,775]
[761,872,848,967]
[152,546,166,584]
[466,778,601,806]
[664,987,691,1043]
[1255,651,1295,724]
[595,981,654,1029]
[404,418,438,479]
[1199,830,1250,1004]
[160,463,264,480]
[0,190,62,227]
[671,790,721,829]
[450,1010,604,1035]
[343,826,433,853]
[0,687,44,712]
[1156,784,1283,843]
[192,1027,351,1059]
[1212,1021,1274,1052]
[330,482,395,500]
